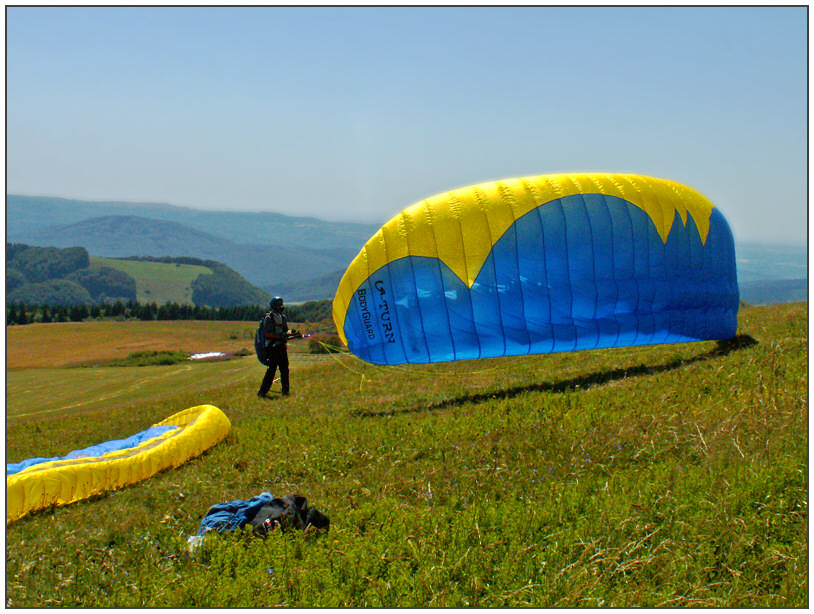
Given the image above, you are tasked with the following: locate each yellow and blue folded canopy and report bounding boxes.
[7,405,231,523]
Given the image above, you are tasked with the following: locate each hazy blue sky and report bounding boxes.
[6,6,807,244]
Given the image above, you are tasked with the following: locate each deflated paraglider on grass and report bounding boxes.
[6,405,231,523]
[333,173,739,365]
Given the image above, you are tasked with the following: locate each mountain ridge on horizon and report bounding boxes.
[7,213,358,295]
[7,193,384,225]
[6,194,807,303]
[6,194,382,249]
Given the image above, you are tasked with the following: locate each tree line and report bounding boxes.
[6,299,333,326]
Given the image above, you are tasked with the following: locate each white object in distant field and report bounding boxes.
[189,352,227,360]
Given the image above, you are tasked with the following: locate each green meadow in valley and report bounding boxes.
[91,257,212,305]
[5,302,807,607]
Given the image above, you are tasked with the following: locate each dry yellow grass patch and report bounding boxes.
[6,320,262,368]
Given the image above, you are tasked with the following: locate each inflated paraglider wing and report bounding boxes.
[332,173,739,365]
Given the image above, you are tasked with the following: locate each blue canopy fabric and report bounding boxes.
[334,174,739,365]
[196,491,277,535]
[7,424,178,475]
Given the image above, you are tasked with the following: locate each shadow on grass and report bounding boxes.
[354,334,757,418]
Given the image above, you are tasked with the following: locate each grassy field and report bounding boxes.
[91,257,212,304]
[5,319,322,428]
[7,319,262,369]
[4,303,808,607]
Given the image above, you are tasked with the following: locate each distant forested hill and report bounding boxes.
[273,269,345,303]
[735,243,807,306]
[735,242,806,283]
[739,279,807,306]
[6,244,271,308]
[6,194,378,248]
[6,195,377,300]
[6,194,807,304]
[7,213,360,293]
[7,244,134,306]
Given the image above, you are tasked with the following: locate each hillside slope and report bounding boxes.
[91,257,212,305]
[7,195,806,304]
[735,242,806,282]
[7,243,271,308]
[739,279,807,306]
[7,194,379,249]
[12,215,359,290]
[4,302,807,607]
[274,268,345,302]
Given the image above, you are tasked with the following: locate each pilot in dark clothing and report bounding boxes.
[258,297,293,398]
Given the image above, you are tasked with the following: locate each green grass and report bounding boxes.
[91,257,211,304]
[4,303,807,607]
[5,352,325,431]
[107,350,192,367]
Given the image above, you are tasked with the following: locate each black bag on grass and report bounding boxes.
[249,494,330,536]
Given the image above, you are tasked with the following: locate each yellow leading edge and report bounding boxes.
[332,173,715,345]
[7,405,231,523]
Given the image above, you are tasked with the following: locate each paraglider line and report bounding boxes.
[313,339,506,386]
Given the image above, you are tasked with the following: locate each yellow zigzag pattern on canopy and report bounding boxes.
[333,173,716,345]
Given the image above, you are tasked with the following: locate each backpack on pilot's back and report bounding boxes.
[254,312,272,367]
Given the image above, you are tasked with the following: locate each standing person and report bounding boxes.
[257,297,298,398]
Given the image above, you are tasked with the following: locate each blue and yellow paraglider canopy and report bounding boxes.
[7,405,231,523]
[333,173,739,365]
